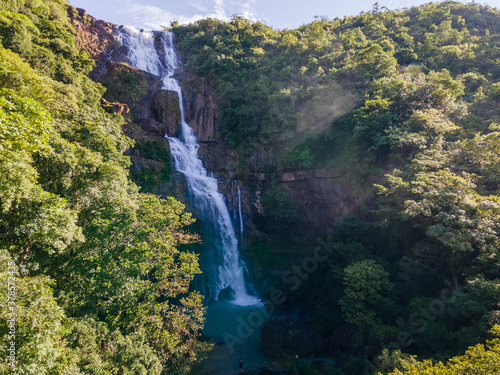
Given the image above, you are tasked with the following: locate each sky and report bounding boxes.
[68,0,500,30]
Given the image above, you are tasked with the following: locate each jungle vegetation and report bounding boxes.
[1,0,500,374]
[172,2,500,373]
[0,1,209,374]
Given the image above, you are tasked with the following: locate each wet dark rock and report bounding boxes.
[217,287,235,301]
[137,118,167,137]
[152,90,181,136]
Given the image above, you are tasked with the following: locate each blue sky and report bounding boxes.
[69,0,500,30]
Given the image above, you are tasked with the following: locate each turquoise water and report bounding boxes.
[200,301,276,374]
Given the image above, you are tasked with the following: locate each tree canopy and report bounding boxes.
[0,1,210,374]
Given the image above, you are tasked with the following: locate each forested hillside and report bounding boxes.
[2,0,500,374]
[0,1,210,374]
[171,2,500,373]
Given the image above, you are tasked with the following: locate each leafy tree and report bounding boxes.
[376,142,500,286]
[0,2,210,373]
[340,259,394,327]
[0,250,81,374]
[65,317,162,375]
[388,325,500,375]
[261,184,298,231]
[0,89,83,263]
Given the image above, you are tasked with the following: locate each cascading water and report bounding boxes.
[237,181,244,236]
[118,26,259,306]
[231,180,237,223]
[231,180,244,236]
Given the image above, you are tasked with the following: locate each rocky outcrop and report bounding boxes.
[181,77,219,142]
[153,91,182,136]
[136,118,167,136]
[67,7,117,59]
[100,98,130,116]
[67,7,119,80]
[174,70,239,173]
[278,169,361,236]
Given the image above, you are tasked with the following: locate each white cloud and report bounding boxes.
[118,0,258,30]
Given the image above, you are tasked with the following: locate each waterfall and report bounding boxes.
[231,180,244,236]
[118,26,259,306]
[231,180,237,223]
[236,181,244,236]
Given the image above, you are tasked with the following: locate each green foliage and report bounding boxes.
[340,260,394,327]
[0,1,209,374]
[129,164,171,194]
[134,137,171,162]
[261,184,298,231]
[0,88,50,211]
[171,2,500,372]
[388,325,500,374]
[0,184,83,263]
[0,89,83,263]
[0,88,51,153]
[0,250,81,374]
[50,192,208,373]
[65,317,162,375]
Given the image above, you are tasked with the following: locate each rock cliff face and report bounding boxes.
[67,7,117,56]
[69,6,364,252]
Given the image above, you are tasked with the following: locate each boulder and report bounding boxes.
[137,118,167,137]
[101,98,130,116]
[217,287,235,301]
[152,90,182,136]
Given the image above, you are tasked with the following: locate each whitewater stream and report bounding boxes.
[118,25,259,306]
